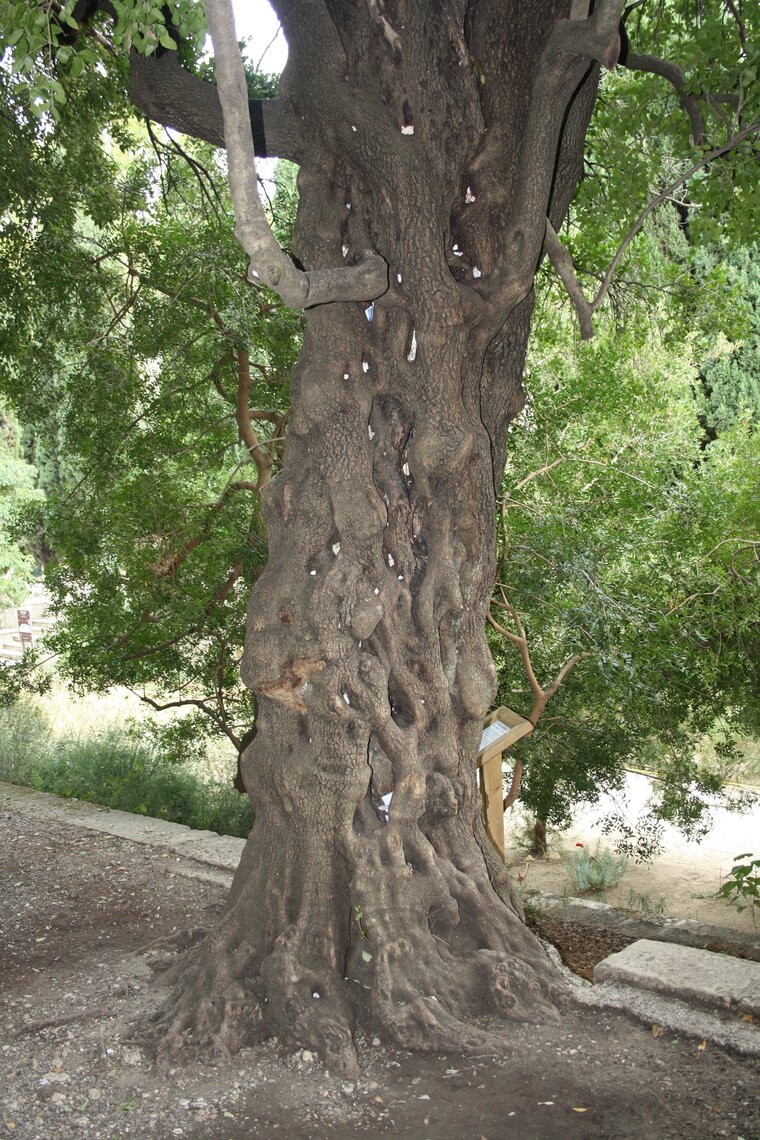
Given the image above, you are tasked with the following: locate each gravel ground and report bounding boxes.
[1,808,759,1139]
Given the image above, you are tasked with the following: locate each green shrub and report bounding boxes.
[0,701,253,838]
[0,695,51,780]
[717,853,759,928]
[566,841,628,894]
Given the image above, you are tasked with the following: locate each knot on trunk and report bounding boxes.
[350,596,385,640]
[257,658,325,713]
[421,773,462,822]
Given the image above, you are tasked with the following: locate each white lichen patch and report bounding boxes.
[331,542,341,555]
[407,330,417,362]
[472,266,482,278]
[400,124,414,135]
[465,186,476,203]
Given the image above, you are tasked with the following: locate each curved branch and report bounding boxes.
[543,220,594,339]
[621,50,706,145]
[205,0,388,309]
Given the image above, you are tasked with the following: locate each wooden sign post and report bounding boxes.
[477,706,533,861]
[17,609,33,649]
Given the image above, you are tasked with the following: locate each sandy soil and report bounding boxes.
[1,806,759,1139]
[504,772,759,932]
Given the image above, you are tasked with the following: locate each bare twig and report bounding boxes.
[14,1009,114,1038]
[489,593,589,807]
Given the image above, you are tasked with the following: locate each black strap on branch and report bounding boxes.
[251,101,267,157]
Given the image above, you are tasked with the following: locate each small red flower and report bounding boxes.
[575,842,585,848]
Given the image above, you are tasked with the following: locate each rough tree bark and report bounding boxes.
[137,0,623,1074]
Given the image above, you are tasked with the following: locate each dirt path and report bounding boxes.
[1,806,759,1139]
[505,773,760,932]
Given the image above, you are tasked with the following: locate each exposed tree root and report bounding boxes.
[137,812,567,1075]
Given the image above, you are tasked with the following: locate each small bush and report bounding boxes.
[626,889,667,919]
[717,853,759,928]
[566,841,628,894]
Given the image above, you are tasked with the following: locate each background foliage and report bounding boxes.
[0,0,757,852]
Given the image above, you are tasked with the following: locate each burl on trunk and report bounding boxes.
[148,0,621,1073]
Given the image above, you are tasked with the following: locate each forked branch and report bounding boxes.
[544,120,760,337]
[482,0,624,319]
[205,0,388,309]
[488,586,588,808]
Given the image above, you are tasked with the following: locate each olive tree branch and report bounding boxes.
[544,120,760,337]
[205,0,388,309]
[482,0,624,319]
[128,689,243,751]
[621,50,708,145]
[236,348,273,491]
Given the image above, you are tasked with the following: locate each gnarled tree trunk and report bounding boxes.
[149,0,619,1074]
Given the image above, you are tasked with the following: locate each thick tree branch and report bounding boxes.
[481,0,624,318]
[128,48,300,160]
[205,0,388,309]
[543,220,594,339]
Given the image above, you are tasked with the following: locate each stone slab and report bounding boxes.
[595,938,760,1017]
[172,834,246,870]
[0,782,239,863]
[575,981,760,1057]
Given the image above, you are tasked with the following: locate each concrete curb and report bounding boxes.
[0,781,244,880]
[594,939,760,1017]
